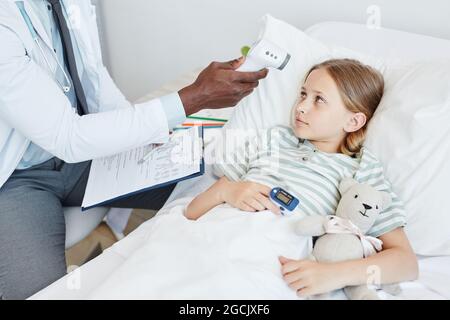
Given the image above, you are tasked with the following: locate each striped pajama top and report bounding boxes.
[213,125,406,238]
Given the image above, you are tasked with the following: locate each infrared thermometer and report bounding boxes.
[237,39,291,72]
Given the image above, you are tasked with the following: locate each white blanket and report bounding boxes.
[88,198,312,299]
[87,197,447,300]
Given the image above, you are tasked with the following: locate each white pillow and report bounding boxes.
[365,61,450,256]
[224,15,450,256]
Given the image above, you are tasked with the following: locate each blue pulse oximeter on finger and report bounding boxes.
[270,187,299,215]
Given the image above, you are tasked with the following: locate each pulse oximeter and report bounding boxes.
[270,187,299,215]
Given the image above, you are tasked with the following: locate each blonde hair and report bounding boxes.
[305,58,384,157]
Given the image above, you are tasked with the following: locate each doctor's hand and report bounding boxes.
[178,57,268,115]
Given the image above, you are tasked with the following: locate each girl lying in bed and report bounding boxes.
[185,58,418,297]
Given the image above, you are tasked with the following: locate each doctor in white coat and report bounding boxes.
[0,0,268,299]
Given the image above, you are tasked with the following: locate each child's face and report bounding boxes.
[292,68,364,145]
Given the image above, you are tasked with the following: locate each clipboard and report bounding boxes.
[81,126,204,211]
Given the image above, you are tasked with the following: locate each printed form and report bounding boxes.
[82,127,203,210]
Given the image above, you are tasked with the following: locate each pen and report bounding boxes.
[173,125,224,131]
[181,123,225,127]
[186,116,228,122]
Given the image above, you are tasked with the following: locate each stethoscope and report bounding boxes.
[15,1,72,93]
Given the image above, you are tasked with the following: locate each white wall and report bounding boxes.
[95,0,450,102]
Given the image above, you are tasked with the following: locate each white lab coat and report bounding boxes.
[0,0,170,189]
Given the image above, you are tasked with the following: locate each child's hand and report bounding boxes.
[279,256,346,297]
[219,178,281,215]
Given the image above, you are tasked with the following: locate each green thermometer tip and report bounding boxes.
[241,45,251,57]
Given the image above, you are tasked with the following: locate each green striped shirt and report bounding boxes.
[213,125,406,238]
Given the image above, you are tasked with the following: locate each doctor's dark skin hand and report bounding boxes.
[178,57,268,115]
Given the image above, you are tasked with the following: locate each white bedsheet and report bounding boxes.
[56,196,445,300]
[87,198,312,300]
[31,193,450,300]
[87,198,450,300]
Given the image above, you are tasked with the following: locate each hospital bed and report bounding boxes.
[30,21,450,300]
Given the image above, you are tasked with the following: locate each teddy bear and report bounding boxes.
[295,177,401,300]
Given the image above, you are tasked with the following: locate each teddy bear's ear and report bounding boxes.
[339,178,357,195]
[381,192,392,210]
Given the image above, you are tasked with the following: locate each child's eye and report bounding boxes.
[315,96,325,103]
[300,92,307,98]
